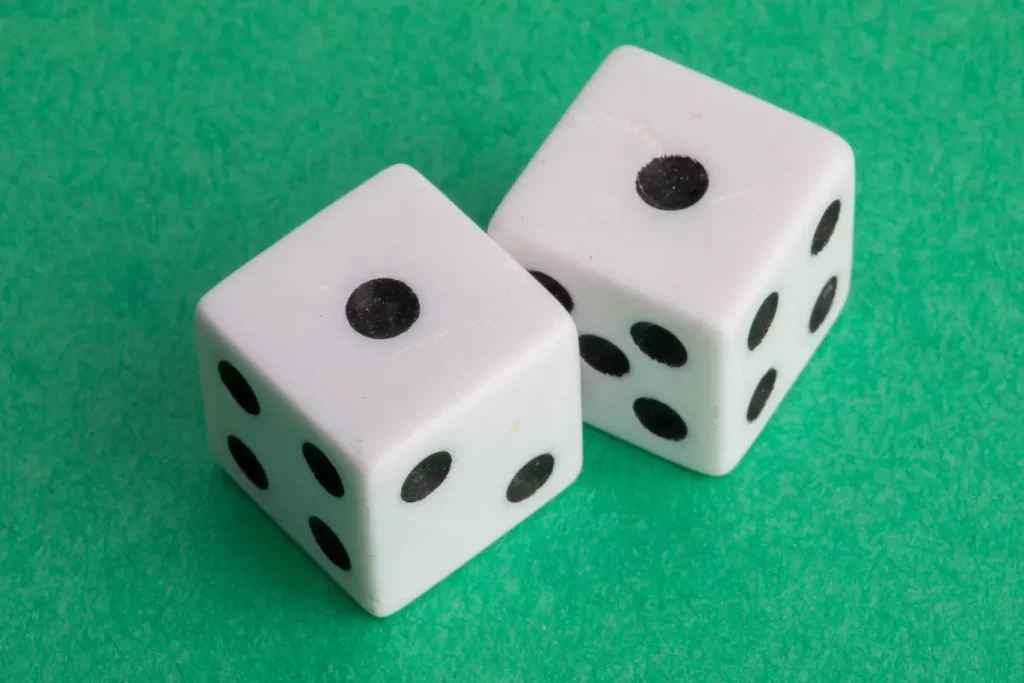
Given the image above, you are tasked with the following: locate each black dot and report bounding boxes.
[506,453,555,503]
[227,436,268,490]
[811,200,841,255]
[401,451,452,503]
[630,322,687,367]
[633,398,687,441]
[809,276,839,333]
[747,368,778,422]
[529,271,574,313]
[747,293,779,351]
[308,516,351,571]
[302,442,344,498]
[346,278,420,340]
[218,361,260,415]
[636,155,709,210]
[579,335,630,377]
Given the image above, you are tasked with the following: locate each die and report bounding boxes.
[487,46,855,476]
[195,164,582,616]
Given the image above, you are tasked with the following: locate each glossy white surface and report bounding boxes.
[196,164,582,615]
[489,46,855,475]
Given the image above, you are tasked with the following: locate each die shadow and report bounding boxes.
[196,467,378,623]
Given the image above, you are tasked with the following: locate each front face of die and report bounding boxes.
[196,164,582,616]
[364,329,581,616]
[492,254,730,474]
[489,46,855,475]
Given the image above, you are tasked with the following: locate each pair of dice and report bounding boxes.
[195,46,855,617]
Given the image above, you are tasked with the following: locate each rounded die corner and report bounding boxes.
[602,43,652,64]
[374,162,432,188]
[698,453,745,478]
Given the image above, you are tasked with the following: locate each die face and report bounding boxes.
[575,289,728,473]
[491,243,730,474]
[363,328,582,615]
[722,176,855,470]
[196,164,574,469]
[195,323,374,605]
[488,45,855,334]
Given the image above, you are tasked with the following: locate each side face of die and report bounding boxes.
[195,326,372,598]
[195,164,582,616]
[488,45,855,475]
[719,175,855,472]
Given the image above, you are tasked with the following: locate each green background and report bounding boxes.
[2,1,1022,680]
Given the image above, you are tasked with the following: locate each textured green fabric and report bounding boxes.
[1,1,1022,680]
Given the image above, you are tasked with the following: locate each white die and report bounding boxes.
[488,46,855,476]
[195,164,582,616]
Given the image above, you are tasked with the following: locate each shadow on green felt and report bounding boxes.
[197,468,377,623]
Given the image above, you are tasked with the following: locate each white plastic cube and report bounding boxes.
[488,46,855,476]
[195,165,582,616]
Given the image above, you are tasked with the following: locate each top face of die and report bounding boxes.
[196,164,573,468]
[489,45,855,334]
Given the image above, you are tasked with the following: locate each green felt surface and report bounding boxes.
[1,1,1022,680]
